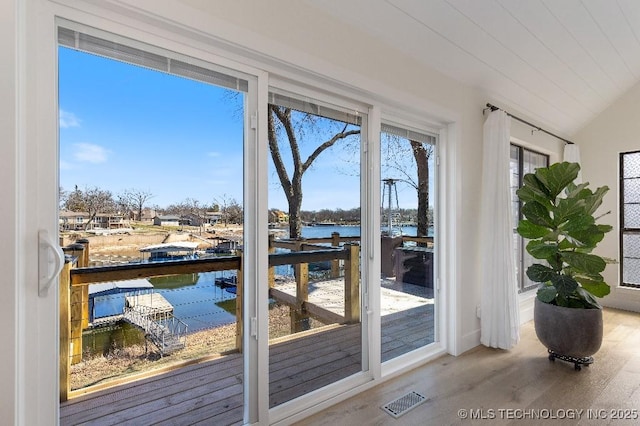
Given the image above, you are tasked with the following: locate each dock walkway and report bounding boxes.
[123,293,187,355]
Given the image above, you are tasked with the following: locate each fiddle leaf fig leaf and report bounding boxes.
[584,186,609,215]
[526,264,556,283]
[522,201,554,228]
[537,285,557,303]
[517,174,552,208]
[562,251,606,274]
[575,287,602,309]
[550,274,579,298]
[526,240,557,260]
[535,162,580,199]
[576,277,610,298]
[554,197,586,226]
[517,220,549,239]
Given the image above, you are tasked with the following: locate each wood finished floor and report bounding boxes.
[296,308,640,426]
[60,304,434,425]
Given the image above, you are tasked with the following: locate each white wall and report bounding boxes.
[574,81,640,312]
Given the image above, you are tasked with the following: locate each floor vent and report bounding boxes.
[381,391,426,418]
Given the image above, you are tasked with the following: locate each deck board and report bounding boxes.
[60,306,433,425]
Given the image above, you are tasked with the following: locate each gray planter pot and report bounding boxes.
[534,297,603,359]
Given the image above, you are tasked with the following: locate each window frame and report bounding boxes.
[620,150,640,288]
[510,143,549,293]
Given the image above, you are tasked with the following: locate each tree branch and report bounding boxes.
[268,105,293,199]
[302,125,360,173]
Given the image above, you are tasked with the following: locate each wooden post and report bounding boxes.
[235,250,243,352]
[331,232,340,278]
[77,239,90,329]
[59,260,72,402]
[291,238,310,333]
[76,238,90,267]
[268,234,275,289]
[63,243,85,364]
[344,243,360,323]
[70,284,83,364]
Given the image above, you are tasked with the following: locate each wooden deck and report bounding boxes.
[60,305,433,425]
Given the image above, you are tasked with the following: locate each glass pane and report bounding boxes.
[512,145,549,291]
[267,96,363,406]
[623,152,640,179]
[379,127,436,362]
[624,178,640,204]
[624,204,640,228]
[59,41,245,424]
[623,249,640,286]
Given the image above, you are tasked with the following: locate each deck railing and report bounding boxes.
[58,234,361,402]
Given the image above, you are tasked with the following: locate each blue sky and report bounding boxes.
[59,47,426,212]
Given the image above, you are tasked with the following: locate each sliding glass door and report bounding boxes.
[266,91,367,407]
[380,123,437,362]
[57,24,258,425]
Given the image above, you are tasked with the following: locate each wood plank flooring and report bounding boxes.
[59,303,434,425]
[297,308,640,426]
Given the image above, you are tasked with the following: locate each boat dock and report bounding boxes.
[125,293,174,317]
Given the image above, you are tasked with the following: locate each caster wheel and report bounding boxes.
[575,363,581,371]
[548,354,555,361]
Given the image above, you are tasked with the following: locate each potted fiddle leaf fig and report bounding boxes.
[516,161,612,370]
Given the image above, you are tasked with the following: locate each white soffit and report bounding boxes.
[304,0,640,137]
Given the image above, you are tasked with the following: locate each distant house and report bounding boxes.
[178,212,222,227]
[59,210,128,231]
[140,208,157,223]
[269,209,289,224]
[153,215,181,227]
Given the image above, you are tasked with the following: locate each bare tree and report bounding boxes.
[410,140,431,238]
[123,188,154,221]
[381,135,434,238]
[268,104,360,238]
[63,186,115,230]
[215,193,242,227]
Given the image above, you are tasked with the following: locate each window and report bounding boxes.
[620,151,640,288]
[510,144,549,292]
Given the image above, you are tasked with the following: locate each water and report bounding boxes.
[90,225,432,339]
[300,224,432,238]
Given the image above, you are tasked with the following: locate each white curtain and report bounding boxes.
[563,143,582,184]
[479,110,520,349]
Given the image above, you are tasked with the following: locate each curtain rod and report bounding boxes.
[484,103,574,145]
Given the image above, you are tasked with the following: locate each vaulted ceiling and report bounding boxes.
[306,0,640,137]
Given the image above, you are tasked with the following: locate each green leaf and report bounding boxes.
[562,251,606,274]
[522,201,554,228]
[575,287,602,309]
[576,277,611,298]
[550,274,579,298]
[537,285,557,303]
[526,264,556,283]
[558,238,579,250]
[597,224,613,234]
[584,186,609,215]
[554,197,586,226]
[535,162,580,199]
[564,182,589,198]
[561,214,594,234]
[517,174,552,208]
[566,225,605,248]
[526,240,558,260]
[517,220,549,239]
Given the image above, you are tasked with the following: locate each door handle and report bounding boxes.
[38,229,64,297]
